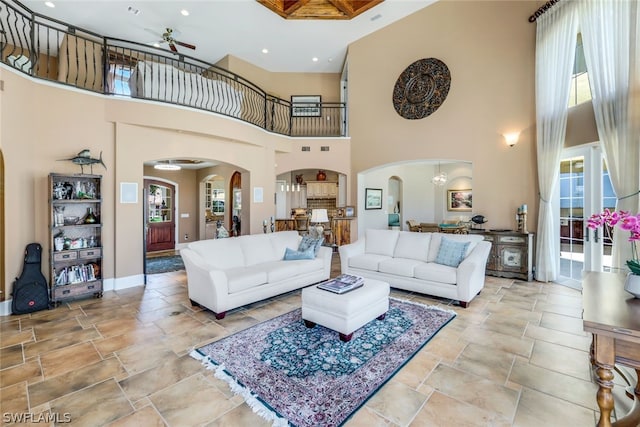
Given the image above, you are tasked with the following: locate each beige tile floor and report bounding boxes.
[1,254,637,426]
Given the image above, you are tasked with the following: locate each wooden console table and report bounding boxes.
[582,271,640,427]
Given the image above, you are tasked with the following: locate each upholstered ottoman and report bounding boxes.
[301,278,390,342]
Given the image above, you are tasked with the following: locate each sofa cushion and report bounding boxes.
[298,235,323,255]
[348,253,391,271]
[414,263,457,285]
[365,229,399,257]
[378,258,424,278]
[393,232,431,262]
[427,233,484,262]
[267,258,324,283]
[283,246,315,260]
[270,231,301,259]
[226,266,268,293]
[188,238,245,270]
[240,234,279,266]
[435,237,470,267]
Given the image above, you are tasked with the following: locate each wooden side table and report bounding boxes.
[582,272,640,427]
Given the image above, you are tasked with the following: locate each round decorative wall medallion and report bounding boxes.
[392,58,451,120]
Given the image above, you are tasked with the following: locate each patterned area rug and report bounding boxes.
[191,298,456,426]
[146,255,184,274]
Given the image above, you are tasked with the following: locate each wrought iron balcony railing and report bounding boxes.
[0,0,347,137]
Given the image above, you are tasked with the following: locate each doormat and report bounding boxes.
[146,255,184,274]
[191,298,456,426]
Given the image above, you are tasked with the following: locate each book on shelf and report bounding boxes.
[317,274,365,294]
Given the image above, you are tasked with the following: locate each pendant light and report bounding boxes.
[431,162,447,186]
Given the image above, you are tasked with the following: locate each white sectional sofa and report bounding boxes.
[339,229,491,307]
[181,231,332,319]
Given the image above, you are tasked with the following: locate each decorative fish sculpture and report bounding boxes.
[60,150,106,174]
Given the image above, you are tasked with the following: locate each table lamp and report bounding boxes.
[310,209,329,239]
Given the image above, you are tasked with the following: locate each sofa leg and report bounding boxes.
[214,311,226,320]
[339,332,353,342]
[303,319,316,328]
[377,313,386,320]
[459,301,469,308]
[189,299,200,308]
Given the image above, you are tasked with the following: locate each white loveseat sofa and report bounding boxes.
[339,229,491,307]
[181,231,332,319]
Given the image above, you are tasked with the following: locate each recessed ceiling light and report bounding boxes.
[312,57,319,62]
[180,9,189,16]
[262,48,269,54]
[44,1,55,8]
[154,163,181,171]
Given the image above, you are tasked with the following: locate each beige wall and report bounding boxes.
[58,34,104,92]
[0,1,602,303]
[348,0,539,231]
[0,68,347,297]
[219,55,341,101]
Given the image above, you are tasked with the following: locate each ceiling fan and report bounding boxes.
[145,27,196,53]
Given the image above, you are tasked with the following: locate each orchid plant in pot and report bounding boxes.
[587,209,640,297]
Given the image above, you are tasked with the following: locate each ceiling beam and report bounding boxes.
[257,0,384,20]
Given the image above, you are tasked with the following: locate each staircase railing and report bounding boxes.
[0,0,346,137]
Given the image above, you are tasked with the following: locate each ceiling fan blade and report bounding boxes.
[174,40,196,50]
[169,42,178,53]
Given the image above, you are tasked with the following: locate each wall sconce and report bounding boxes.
[504,132,520,148]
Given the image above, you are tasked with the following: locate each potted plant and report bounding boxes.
[587,209,640,297]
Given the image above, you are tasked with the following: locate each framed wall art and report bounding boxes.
[447,189,472,211]
[291,95,321,117]
[365,188,383,210]
[344,206,355,217]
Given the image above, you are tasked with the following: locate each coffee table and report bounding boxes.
[301,278,390,342]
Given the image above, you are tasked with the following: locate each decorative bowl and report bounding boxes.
[63,216,79,225]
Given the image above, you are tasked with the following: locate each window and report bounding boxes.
[205,181,225,216]
[568,33,592,107]
[109,64,132,96]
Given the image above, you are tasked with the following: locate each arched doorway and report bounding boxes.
[230,171,242,236]
[388,176,402,229]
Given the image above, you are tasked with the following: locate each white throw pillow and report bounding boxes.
[365,229,399,257]
[393,231,431,262]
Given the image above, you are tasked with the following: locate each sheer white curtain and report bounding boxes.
[578,0,640,270]
[534,3,579,282]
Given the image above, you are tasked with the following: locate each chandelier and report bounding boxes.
[431,163,447,186]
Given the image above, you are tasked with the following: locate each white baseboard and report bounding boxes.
[1,276,146,316]
[175,243,187,250]
[0,299,12,316]
[110,275,146,291]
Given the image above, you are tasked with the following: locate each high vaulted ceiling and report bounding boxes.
[257,0,384,20]
[22,0,437,73]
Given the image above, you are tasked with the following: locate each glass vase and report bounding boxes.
[84,207,98,224]
[624,273,640,298]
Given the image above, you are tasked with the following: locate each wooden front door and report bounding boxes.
[145,179,176,252]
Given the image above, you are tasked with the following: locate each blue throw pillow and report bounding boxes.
[298,235,323,255]
[283,246,315,261]
[435,237,470,267]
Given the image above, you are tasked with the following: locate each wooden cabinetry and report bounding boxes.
[474,231,534,281]
[49,173,103,303]
[275,219,296,232]
[331,218,354,246]
[306,181,337,199]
